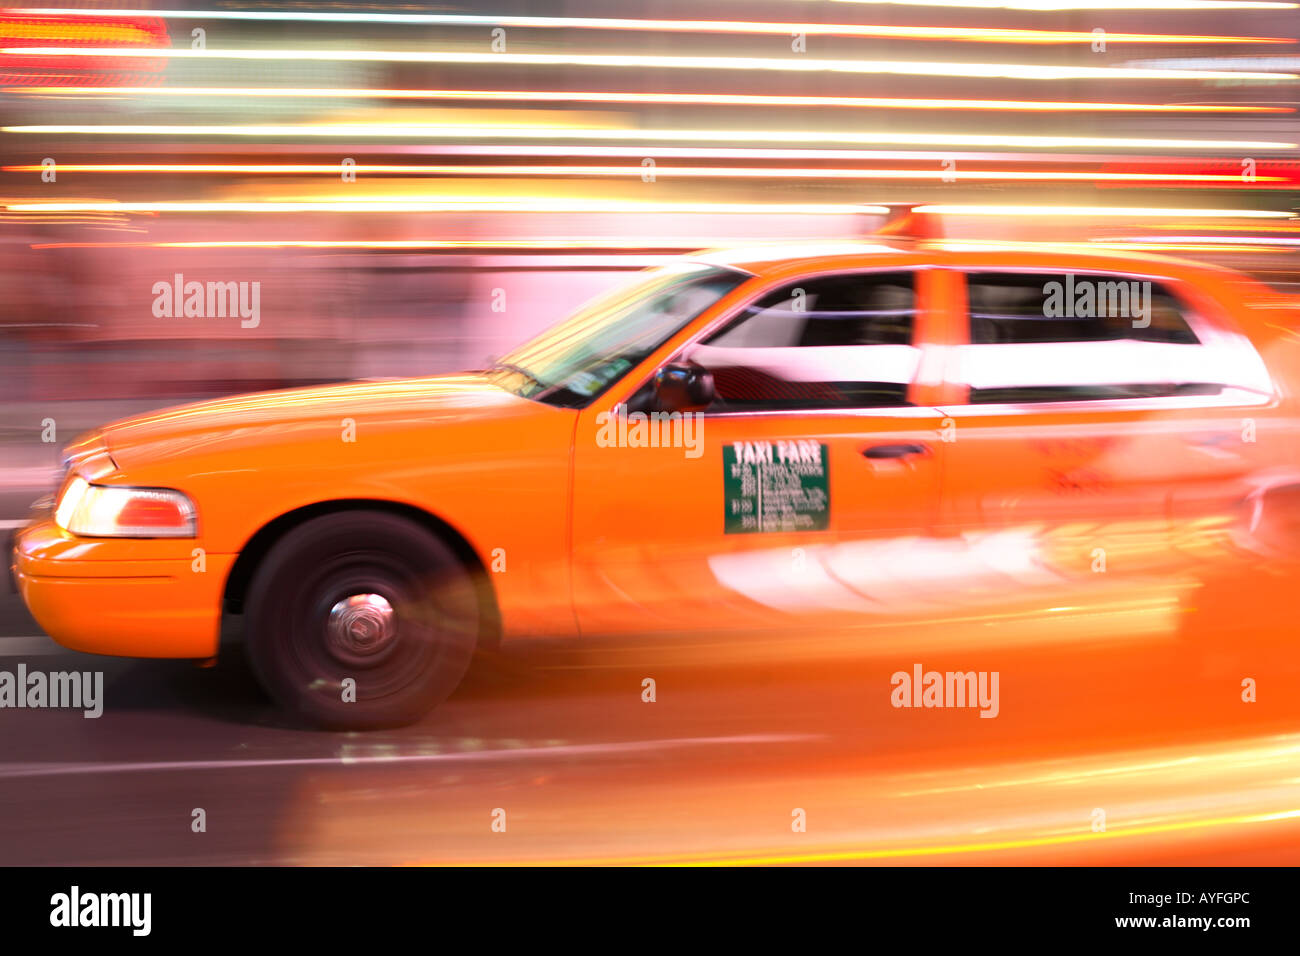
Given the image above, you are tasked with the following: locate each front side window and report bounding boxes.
[958,271,1241,404]
[488,262,749,408]
[680,271,919,411]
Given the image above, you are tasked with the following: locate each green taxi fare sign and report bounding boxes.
[724,439,830,534]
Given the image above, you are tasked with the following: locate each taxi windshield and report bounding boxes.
[486,262,749,408]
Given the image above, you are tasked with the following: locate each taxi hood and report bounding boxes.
[99,373,532,470]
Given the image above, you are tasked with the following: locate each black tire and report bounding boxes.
[244,511,480,729]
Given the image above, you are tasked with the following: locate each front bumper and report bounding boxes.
[12,519,234,658]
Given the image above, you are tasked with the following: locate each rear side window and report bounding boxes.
[959,271,1218,404]
[968,272,1198,346]
[683,271,918,411]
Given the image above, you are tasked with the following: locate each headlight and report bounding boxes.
[54,478,197,538]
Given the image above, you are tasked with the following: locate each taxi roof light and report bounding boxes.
[867,203,944,243]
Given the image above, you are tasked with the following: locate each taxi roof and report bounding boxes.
[687,238,1247,284]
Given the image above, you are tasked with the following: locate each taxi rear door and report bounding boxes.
[933,264,1276,647]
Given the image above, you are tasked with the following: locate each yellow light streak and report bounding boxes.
[8,87,1289,113]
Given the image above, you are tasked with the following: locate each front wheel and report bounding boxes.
[244,511,480,729]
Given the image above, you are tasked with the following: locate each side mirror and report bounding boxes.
[654,361,714,413]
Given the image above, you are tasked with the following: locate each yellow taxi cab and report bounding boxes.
[12,227,1300,727]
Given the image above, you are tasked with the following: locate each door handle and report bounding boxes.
[862,442,930,460]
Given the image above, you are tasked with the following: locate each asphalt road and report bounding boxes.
[3,436,1300,866]
[2,569,1300,865]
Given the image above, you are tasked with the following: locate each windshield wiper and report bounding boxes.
[488,362,548,390]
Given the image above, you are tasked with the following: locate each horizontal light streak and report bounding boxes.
[446,806,1300,866]
[63,237,1286,254]
[1,198,891,215]
[73,236,1293,258]
[358,145,1300,164]
[3,162,1281,184]
[1127,55,1300,70]
[6,124,1293,151]
[920,204,1293,217]
[826,0,1298,10]
[0,21,160,44]
[10,87,1290,114]
[28,238,740,251]
[25,243,679,268]
[0,144,1199,165]
[8,200,1289,223]
[8,9,1287,44]
[4,46,1294,80]
[937,238,1300,253]
[1096,241,1300,251]
[1135,221,1300,231]
[1103,235,1300,245]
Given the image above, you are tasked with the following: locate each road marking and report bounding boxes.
[0,636,66,657]
[411,808,1300,867]
[0,733,817,779]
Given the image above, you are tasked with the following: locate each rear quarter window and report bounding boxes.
[956,270,1248,404]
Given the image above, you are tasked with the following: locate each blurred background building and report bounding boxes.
[1,1,1297,419]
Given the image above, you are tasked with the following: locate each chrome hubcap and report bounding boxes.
[327,593,396,659]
